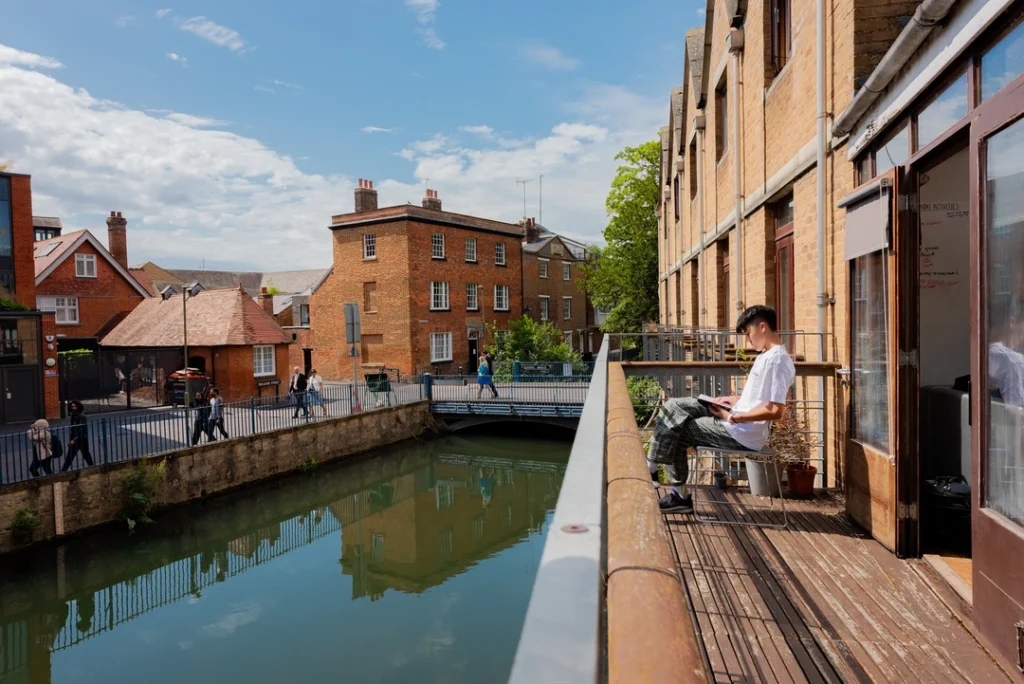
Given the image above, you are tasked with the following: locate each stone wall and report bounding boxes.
[0,400,431,554]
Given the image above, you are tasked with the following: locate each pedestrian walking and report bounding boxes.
[191,391,213,445]
[209,388,229,439]
[308,369,327,416]
[62,401,95,471]
[28,419,54,477]
[481,352,499,398]
[289,366,309,419]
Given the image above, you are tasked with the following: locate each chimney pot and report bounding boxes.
[354,177,379,213]
[110,211,115,217]
[422,188,442,211]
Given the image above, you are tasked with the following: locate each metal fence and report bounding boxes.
[0,381,425,486]
[427,374,591,406]
[58,346,186,415]
[606,329,830,364]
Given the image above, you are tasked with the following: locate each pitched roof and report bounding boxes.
[260,269,331,295]
[32,216,62,229]
[166,269,264,295]
[33,230,151,298]
[101,285,291,347]
[153,267,332,298]
[686,28,705,105]
[128,268,158,296]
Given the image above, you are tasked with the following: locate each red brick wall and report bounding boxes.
[286,328,314,374]
[522,244,599,354]
[36,240,145,337]
[8,174,36,308]
[406,222,521,374]
[207,344,290,403]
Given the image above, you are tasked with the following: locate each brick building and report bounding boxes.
[312,182,523,380]
[520,218,602,359]
[33,211,149,339]
[655,0,1024,662]
[101,285,291,402]
[0,171,59,424]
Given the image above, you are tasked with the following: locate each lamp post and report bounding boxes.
[183,287,189,408]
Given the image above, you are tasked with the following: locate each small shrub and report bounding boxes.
[626,376,662,426]
[767,403,822,466]
[119,460,166,531]
[12,507,41,543]
[298,456,318,473]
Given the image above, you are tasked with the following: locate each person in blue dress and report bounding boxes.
[476,353,498,399]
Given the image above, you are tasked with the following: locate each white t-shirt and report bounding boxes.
[309,375,324,392]
[724,344,796,450]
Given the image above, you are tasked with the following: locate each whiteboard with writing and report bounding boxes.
[919,148,970,387]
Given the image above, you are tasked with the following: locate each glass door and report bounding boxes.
[972,86,1024,668]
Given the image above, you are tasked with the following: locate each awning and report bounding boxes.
[839,178,892,261]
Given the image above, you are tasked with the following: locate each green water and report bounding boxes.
[0,433,571,684]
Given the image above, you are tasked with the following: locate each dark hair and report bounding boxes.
[735,305,778,334]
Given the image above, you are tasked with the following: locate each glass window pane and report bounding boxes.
[984,117,1024,525]
[982,21,1024,102]
[917,72,968,150]
[875,125,909,176]
[851,251,890,451]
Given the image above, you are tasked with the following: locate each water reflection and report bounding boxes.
[0,434,569,684]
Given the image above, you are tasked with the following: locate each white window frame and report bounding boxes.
[564,331,573,346]
[75,254,97,279]
[363,233,376,259]
[563,296,572,320]
[432,233,446,260]
[539,295,550,321]
[37,296,80,325]
[538,258,549,279]
[494,285,509,312]
[430,281,450,311]
[465,237,477,263]
[466,283,479,311]
[495,242,506,266]
[563,261,571,281]
[253,344,276,377]
[430,332,453,363]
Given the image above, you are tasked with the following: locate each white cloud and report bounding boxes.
[520,42,580,71]
[115,16,135,29]
[156,8,173,19]
[460,125,493,136]
[0,45,62,69]
[697,7,706,16]
[362,126,395,134]
[178,16,246,52]
[406,0,444,49]
[406,0,440,23]
[203,602,261,638]
[0,43,661,269]
[272,79,302,90]
[459,125,529,149]
[254,85,276,94]
[165,52,188,67]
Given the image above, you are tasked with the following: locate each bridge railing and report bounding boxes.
[508,340,608,683]
[0,381,425,487]
[427,374,591,406]
[606,329,830,364]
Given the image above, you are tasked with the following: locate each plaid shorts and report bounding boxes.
[647,398,747,477]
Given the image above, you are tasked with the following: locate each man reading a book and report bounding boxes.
[648,305,796,513]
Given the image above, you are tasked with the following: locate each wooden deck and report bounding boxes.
[664,486,1017,683]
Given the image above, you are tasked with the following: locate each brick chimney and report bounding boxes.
[258,286,275,316]
[422,188,442,211]
[354,178,378,213]
[522,217,540,243]
[106,211,128,269]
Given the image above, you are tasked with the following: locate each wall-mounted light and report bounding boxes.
[45,357,56,368]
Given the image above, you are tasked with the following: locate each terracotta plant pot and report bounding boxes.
[786,463,817,497]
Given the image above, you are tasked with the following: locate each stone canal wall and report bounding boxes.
[0,401,432,553]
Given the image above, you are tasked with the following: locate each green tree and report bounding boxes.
[487,315,579,363]
[579,140,660,333]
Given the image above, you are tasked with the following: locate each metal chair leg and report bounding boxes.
[687,447,790,531]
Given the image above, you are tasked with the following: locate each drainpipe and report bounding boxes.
[729,28,744,323]
[695,115,707,328]
[832,0,959,138]
[815,0,827,362]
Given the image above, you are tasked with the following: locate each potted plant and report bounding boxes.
[713,470,728,490]
[767,403,822,498]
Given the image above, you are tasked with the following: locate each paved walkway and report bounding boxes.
[663,486,1016,683]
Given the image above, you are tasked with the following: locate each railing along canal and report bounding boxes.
[508,341,608,683]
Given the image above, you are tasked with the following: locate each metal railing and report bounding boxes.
[606,329,830,364]
[427,374,591,406]
[508,340,608,684]
[621,361,834,488]
[0,381,426,487]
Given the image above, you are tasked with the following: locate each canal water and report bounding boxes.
[0,433,571,684]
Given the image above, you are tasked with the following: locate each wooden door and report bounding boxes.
[970,78,1024,670]
[845,169,912,555]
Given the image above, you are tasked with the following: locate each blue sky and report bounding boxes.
[0,1,702,270]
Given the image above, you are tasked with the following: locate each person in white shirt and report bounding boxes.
[308,369,327,416]
[647,305,797,513]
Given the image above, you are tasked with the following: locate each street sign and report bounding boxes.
[344,303,361,344]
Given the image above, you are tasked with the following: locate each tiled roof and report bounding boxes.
[522,236,556,254]
[101,285,290,347]
[32,216,62,229]
[686,29,705,95]
[260,269,330,295]
[33,230,87,277]
[129,268,158,296]
[166,269,264,295]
